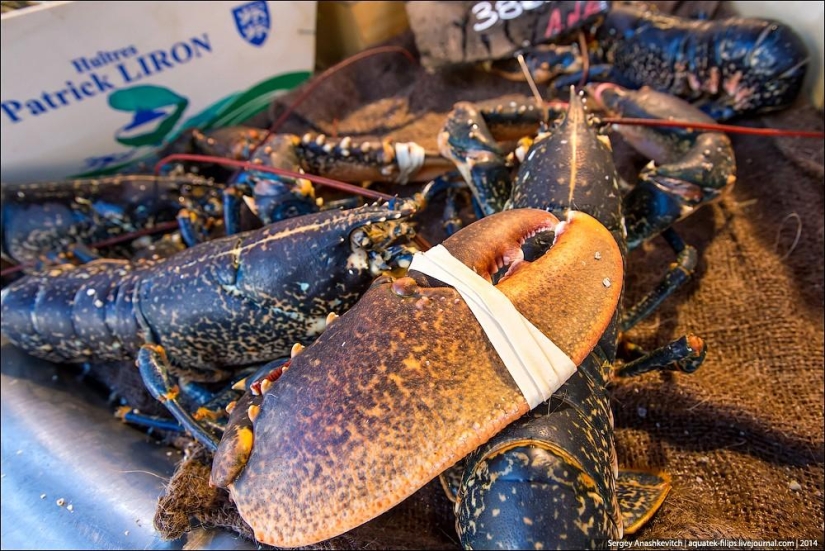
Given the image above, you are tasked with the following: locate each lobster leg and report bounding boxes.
[134,345,280,445]
[137,344,222,452]
[176,208,210,247]
[417,172,465,206]
[116,408,186,433]
[615,334,706,378]
[442,188,464,237]
[417,173,473,237]
[181,367,265,432]
[620,228,698,332]
[221,183,253,236]
[62,243,103,264]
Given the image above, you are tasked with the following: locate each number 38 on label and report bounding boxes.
[471,1,547,32]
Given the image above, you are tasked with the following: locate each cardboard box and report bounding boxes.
[0,1,318,184]
[315,1,410,69]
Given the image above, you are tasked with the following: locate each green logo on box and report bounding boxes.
[108,85,189,147]
[75,71,310,178]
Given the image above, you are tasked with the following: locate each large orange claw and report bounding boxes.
[211,208,623,547]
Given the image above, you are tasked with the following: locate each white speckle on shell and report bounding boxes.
[602,277,611,288]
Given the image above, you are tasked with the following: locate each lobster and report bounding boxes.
[594,3,809,121]
[161,125,454,234]
[209,206,625,547]
[200,82,733,547]
[0,126,447,279]
[499,2,809,121]
[441,82,737,329]
[432,85,730,547]
[0,174,224,267]
[0,203,417,389]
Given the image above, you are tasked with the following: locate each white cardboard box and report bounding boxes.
[0,1,318,184]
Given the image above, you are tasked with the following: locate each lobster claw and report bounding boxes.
[587,83,736,248]
[211,208,623,548]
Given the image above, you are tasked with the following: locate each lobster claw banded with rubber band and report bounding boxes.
[210,207,623,547]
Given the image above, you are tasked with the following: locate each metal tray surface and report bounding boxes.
[1,341,255,550]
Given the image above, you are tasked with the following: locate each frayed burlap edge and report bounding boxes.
[154,441,255,543]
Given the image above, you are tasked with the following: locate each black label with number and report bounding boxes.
[406,0,610,71]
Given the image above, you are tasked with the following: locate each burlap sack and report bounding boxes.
[153,2,824,548]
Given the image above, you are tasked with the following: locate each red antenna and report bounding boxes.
[601,117,824,139]
[229,45,418,190]
[154,154,434,251]
[154,153,396,201]
[268,45,418,136]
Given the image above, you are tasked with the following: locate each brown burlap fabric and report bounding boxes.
[153,4,824,548]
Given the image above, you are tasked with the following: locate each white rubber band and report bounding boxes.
[408,245,577,409]
[394,142,426,185]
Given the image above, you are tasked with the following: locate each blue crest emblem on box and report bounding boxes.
[232,0,271,47]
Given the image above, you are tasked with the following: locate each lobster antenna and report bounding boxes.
[601,117,825,139]
[154,153,436,249]
[267,45,418,136]
[0,220,182,277]
[576,30,591,89]
[154,154,396,202]
[235,46,419,185]
[517,53,545,109]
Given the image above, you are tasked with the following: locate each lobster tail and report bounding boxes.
[0,260,144,364]
[456,443,621,549]
[455,353,622,549]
